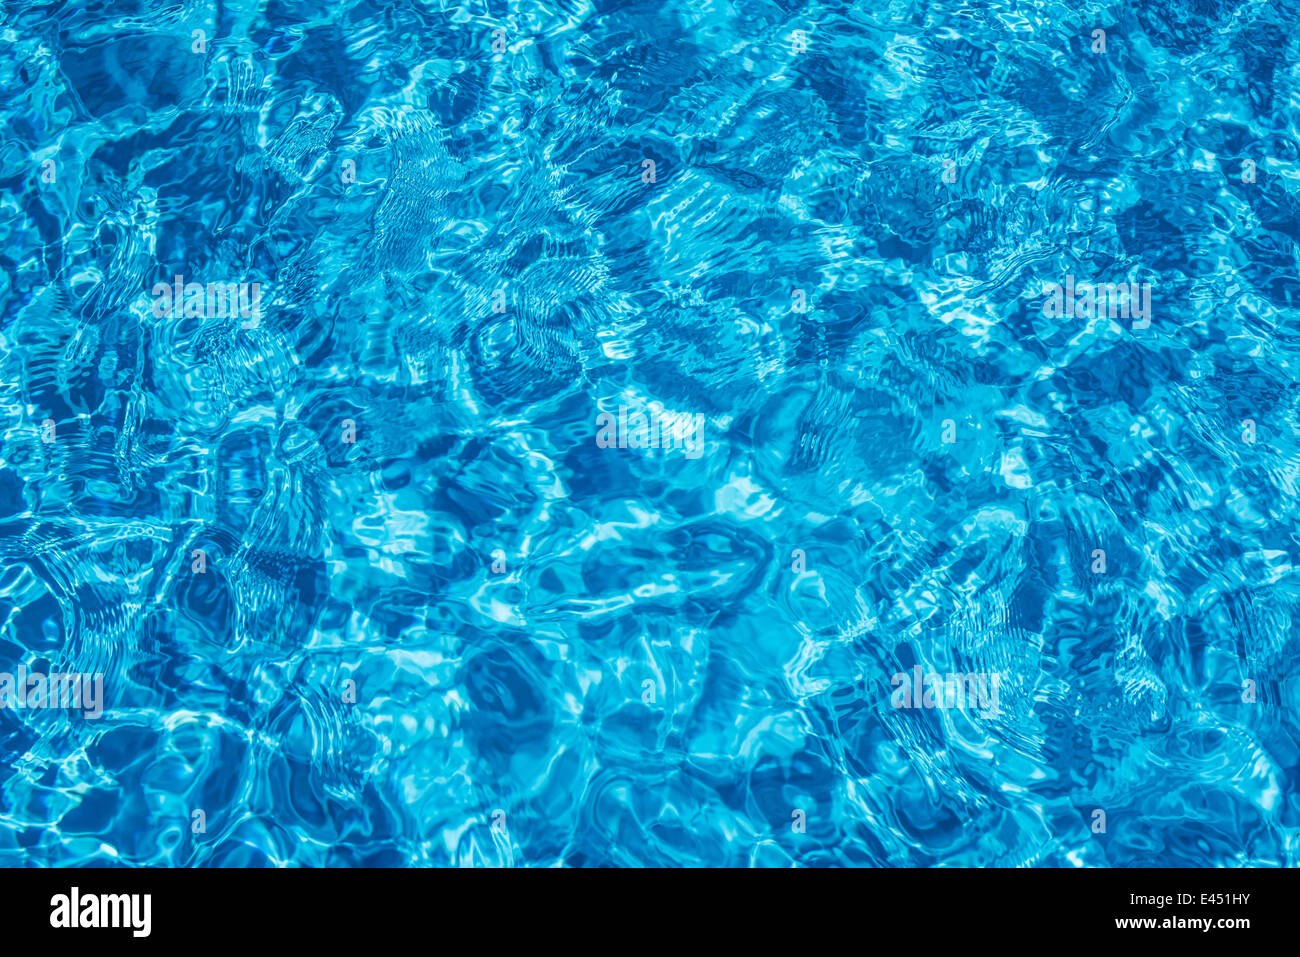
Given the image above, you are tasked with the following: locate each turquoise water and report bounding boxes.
[1,0,1298,867]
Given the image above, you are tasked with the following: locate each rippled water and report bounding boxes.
[1,0,1298,867]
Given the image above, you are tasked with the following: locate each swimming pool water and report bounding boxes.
[1,0,1298,867]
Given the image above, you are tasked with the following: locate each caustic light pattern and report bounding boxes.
[1,0,1298,867]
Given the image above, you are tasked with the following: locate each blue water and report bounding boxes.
[1,0,1298,868]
